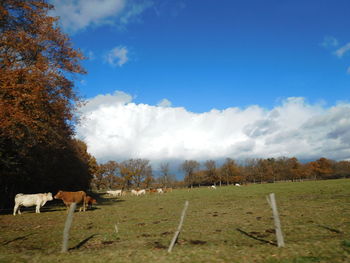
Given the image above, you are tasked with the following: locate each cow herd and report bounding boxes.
[12,188,172,215]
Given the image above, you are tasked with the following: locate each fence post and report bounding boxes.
[168,200,189,253]
[267,193,285,247]
[61,202,76,253]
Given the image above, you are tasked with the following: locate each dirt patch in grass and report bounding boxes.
[153,241,167,249]
[161,231,172,236]
[190,240,206,245]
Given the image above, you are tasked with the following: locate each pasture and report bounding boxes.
[1,179,350,263]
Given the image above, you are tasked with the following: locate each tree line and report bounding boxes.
[91,157,350,190]
[181,157,350,187]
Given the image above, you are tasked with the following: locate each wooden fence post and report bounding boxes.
[168,200,189,253]
[267,193,285,247]
[61,202,76,253]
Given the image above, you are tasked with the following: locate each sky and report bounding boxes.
[49,0,350,167]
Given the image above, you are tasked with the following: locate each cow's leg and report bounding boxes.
[83,196,87,212]
[36,204,40,213]
[13,204,19,215]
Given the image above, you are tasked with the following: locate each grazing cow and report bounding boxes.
[157,188,164,194]
[211,185,217,189]
[79,195,97,211]
[54,190,87,212]
[106,190,122,197]
[164,187,173,193]
[136,189,146,196]
[131,189,146,196]
[13,193,53,215]
[235,183,241,187]
[149,189,157,194]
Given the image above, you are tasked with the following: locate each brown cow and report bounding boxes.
[85,195,97,210]
[54,190,87,212]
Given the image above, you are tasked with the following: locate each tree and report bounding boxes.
[220,158,240,185]
[204,160,218,185]
[119,159,153,188]
[157,162,173,187]
[181,160,199,188]
[334,161,350,178]
[100,161,119,189]
[308,158,334,180]
[0,0,88,208]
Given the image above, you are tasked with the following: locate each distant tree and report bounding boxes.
[100,161,119,189]
[220,158,240,185]
[204,160,218,185]
[334,160,350,178]
[158,162,176,187]
[308,158,334,180]
[243,158,259,183]
[119,159,153,188]
[181,160,200,188]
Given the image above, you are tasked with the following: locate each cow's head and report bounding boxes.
[46,192,53,201]
[54,191,63,199]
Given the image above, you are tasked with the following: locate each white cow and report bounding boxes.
[157,188,164,194]
[235,183,241,187]
[131,189,146,196]
[106,190,122,197]
[136,189,146,196]
[211,185,217,189]
[13,193,53,215]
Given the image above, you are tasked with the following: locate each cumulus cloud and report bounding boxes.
[106,46,129,67]
[334,43,350,58]
[76,93,350,163]
[50,0,153,33]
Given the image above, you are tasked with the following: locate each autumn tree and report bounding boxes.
[333,160,350,178]
[308,158,334,180]
[118,159,153,188]
[220,158,241,185]
[0,0,89,208]
[204,160,218,185]
[181,160,200,188]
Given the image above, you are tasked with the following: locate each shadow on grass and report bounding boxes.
[317,224,342,234]
[85,191,126,207]
[3,233,34,245]
[236,228,277,246]
[69,234,98,250]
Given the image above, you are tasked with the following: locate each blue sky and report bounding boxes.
[50,0,350,164]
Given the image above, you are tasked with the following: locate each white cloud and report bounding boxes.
[106,46,129,67]
[157,98,172,107]
[334,43,350,58]
[50,0,153,33]
[76,92,350,163]
[321,36,339,48]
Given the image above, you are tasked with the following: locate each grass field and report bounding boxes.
[1,179,350,263]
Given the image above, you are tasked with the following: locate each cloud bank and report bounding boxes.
[76,91,350,163]
[50,0,153,33]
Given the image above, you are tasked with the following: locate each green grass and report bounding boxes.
[1,179,350,262]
